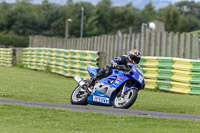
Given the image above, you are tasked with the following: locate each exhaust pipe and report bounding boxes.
[74,76,86,86]
[74,76,91,95]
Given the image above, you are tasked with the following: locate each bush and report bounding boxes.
[0,33,29,47]
[190,30,200,34]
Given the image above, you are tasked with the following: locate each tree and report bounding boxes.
[35,0,56,35]
[0,1,10,31]
[66,0,73,6]
[1,0,199,37]
[5,0,37,35]
[159,4,180,32]
[185,14,200,32]
[177,15,190,32]
[140,2,157,23]
[50,0,75,37]
[175,1,200,18]
[82,3,98,37]
[109,3,135,33]
[95,0,112,34]
[175,1,200,32]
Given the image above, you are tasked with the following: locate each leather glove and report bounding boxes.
[111,61,118,68]
[116,65,130,71]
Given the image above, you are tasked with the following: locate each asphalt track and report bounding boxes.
[0,98,200,121]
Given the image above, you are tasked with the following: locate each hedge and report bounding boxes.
[0,34,28,47]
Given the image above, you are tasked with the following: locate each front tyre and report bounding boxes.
[70,86,88,105]
[113,88,138,109]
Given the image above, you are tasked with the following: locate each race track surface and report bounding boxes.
[0,98,200,121]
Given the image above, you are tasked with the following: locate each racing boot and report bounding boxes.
[82,84,91,95]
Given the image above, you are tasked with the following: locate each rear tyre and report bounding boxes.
[70,86,88,105]
[113,88,138,109]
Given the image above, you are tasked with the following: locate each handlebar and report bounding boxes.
[115,65,131,72]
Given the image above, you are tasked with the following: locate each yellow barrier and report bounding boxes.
[140,56,200,95]
[23,48,99,79]
[0,48,13,67]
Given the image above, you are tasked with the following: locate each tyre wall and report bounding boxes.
[22,48,99,79]
[140,56,200,95]
[0,48,13,67]
[22,48,200,95]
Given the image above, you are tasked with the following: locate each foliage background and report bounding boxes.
[0,0,200,40]
[0,33,28,47]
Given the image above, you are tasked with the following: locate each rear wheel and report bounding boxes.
[113,88,138,109]
[70,86,88,105]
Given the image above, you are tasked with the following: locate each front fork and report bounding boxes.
[121,83,127,97]
[121,82,138,97]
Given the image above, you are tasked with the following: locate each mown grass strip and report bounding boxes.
[0,104,200,133]
[0,66,76,103]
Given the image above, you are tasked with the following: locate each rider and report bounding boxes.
[87,49,142,87]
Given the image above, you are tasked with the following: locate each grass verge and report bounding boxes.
[0,104,200,133]
[0,66,76,103]
[0,66,200,114]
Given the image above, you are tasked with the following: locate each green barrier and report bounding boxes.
[0,48,13,67]
[23,48,99,79]
[141,56,200,95]
[23,49,200,95]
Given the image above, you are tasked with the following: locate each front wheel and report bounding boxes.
[113,88,138,109]
[70,86,88,105]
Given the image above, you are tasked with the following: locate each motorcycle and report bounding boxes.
[70,63,145,109]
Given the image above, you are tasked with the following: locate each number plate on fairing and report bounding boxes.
[93,96,109,104]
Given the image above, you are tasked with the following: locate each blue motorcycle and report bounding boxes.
[71,63,145,109]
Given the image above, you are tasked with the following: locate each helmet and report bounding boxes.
[127,49,141,64]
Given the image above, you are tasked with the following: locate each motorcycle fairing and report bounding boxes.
[93,83,116,97]
[127,66,145,90]
[99,74,129,89]
[124,84,138,92]
[87,74,130,106]
[87,90,111,106]
[87,66,100,77]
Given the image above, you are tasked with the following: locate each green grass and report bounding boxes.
[0,66,76,103]
[132,90,200,114]
[16,49,23,65]
[0,66,200,115]
[0,104,200,133]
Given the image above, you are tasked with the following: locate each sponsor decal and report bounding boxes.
[118,77,122,81]
[138,75,144,83]
[136,68,142,74]
[93,96,109,104]
[133,68,136,72]
[115,81,120,84]
[112,83,117,87]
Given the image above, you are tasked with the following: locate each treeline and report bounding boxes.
[0,0,200,38]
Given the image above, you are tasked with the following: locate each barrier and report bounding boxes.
[22,48,200,95]
[0,48,13,67]
[140,57,200,95]
[22,48,100,79]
